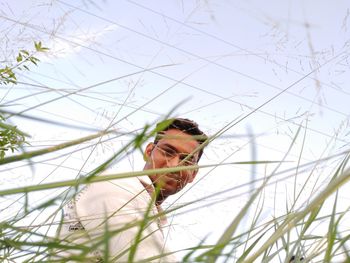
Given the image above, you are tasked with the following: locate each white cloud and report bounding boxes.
[41,24,119,60]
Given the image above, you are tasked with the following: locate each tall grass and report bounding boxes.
[1,110,349,262]
[1,1,350,262]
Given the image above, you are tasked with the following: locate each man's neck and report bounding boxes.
[139,176,168,206]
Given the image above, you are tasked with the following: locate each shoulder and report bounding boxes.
[79,176,143,200]
[74,176,150,216]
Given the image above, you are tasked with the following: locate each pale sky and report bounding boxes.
[1,0,350,261]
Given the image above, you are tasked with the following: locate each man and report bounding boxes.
[56,118,207,262]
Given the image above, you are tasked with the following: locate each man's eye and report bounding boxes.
[180,155,195,165]
[183,159,196,166]
[183,160,193,166]
[162,148,176,157]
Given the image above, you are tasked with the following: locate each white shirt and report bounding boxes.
[56,176,177,262]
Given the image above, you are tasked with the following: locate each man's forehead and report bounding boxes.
[157,129,199,151]
[158,129,198,141]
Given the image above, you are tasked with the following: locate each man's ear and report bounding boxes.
[143,142,155,161]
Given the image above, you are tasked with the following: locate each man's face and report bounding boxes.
[144,129,200,199]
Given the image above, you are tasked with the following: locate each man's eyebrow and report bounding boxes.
[160,143,180,152]
[161,143,197,158]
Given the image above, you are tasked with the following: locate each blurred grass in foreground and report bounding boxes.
[0,115,349,262]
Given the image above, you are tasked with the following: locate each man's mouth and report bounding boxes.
[157,174,181,191]
[165,173,181,181]
[166,173,187,191]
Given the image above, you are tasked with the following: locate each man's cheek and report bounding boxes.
[187,173,196,183]
[153,157,166,168]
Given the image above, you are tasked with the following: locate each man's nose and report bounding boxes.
[167,154,181,167]
[167,155,190,176]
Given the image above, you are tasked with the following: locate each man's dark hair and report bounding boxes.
[154,118,208,161]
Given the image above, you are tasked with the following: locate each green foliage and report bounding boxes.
[0,41,48,159]
[0,120,26,159]
[0,66,17,85]
[1,42,47,85]
[34,41,49,52]
[155,118,174,134]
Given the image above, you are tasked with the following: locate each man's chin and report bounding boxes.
[154,175,186,196]
[160,184,178,196]
[159,182,182,197]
